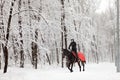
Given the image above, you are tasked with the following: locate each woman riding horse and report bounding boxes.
[62,49,85,72]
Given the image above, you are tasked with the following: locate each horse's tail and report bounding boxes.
[84,61,86,64]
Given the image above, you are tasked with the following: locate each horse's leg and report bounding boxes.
[70,63,73,72]
[77,61,81,72]
[82,61,85,71]
[67,62,71,72]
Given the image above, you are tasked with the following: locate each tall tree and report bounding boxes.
[61,0,67,68]
[3,0,16,73]
[18,0,24,68]
[116,0,120,72]
[0,0,5,69]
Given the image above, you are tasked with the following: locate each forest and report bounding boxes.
[0,0,119,74]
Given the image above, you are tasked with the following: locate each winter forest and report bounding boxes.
[0,0,120,79]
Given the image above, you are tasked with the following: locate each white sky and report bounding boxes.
[96,0,114,13]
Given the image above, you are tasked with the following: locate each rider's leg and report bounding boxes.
[74,49,78,58]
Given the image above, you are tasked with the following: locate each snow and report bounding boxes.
[0,63,120,80]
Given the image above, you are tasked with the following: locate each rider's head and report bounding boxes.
[71,39,74,42]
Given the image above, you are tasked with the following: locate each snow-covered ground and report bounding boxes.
[0,63,120,80]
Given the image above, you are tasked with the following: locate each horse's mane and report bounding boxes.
[63,49,71,54]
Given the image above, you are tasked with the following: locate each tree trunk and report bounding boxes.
[61,31,64,68]
[12,35,18,65]
[61,0,65,68]
[31,42,38,69]
[96,21,99,63]
[46,53,51,65]
[0,56,2,69]
[0,45,1,69]
[31,29,38,69]
[0,0,5,70]
[2,44,8,73]
[18,0,24,68]
[55,41,59,64]
[116,0,120,72]
[3,0,16,73]
[35,29,38,69]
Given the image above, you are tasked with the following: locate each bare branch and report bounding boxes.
[12,9,50,27]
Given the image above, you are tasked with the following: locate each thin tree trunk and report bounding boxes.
[0,56,2,69]
[61,31,64,68]
[31,42,38,69]
[35,29,38,69]
[39,0,42,13]
[12,35,18,65]
[116,0,120,72]
[115,22,117,66]
[0,45,1,69]
[3,0,16,73]
[61,0,67,49]
[18,0,24,68]
[0,0,5,70]
[61,0,66,67]
[46,53,51,65]
[31,29,38,69]
[2,44,8,73]
[55,41,59,64]
[96,23,99,63]
[28,0,32,27]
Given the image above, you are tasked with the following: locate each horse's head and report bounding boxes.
[62,49,70,58]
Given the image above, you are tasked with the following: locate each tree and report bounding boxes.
[3,0,16,73]
[116,0,120,72]
[0,0,5,69]
[18,0,24,68]
[61,0,67,68]
[31,41,38,69]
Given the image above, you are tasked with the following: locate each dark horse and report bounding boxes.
[62,49,85,72]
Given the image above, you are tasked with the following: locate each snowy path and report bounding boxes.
[0,63,120,80]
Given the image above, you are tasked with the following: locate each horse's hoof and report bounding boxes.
[80,69,81,72]
[70,70,73,72]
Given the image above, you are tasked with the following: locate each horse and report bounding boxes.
[62,49,86,72]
